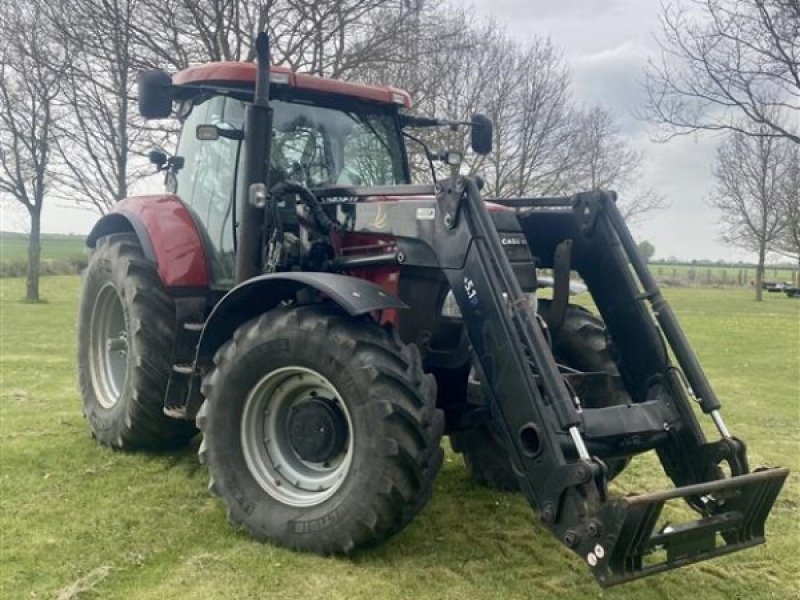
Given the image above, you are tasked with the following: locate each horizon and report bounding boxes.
[1,229,796,267]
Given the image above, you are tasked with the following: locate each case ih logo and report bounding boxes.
[500,235,526,246]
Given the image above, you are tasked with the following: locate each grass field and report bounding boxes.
[0,233,87,262]
[1,276,798,599]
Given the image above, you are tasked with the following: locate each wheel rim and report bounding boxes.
[89,283,129,409]
[241,366,354,507]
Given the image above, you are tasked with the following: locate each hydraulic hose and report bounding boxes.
[270,181,340,234]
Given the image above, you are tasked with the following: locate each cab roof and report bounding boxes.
[173,62,412,108]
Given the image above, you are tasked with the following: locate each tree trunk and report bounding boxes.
[26,208,42,302]
[796,258,800,288]
[754,242,766,302]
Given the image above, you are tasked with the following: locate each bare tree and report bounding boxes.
[358,7,589,198]
[571,106,667,222]
[772,143,800,265]
[637,240,656,262]
[644,0,799,144]
[0,2,70,301]
[39,0,417,215]
[132,0,415,76]
[493,40,583,198]
[420,26,584,199]
[711,127,791,299]
[40,0,153,213]
[356,6,659,219]
[351,5,486,179]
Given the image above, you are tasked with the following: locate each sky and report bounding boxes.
[3,0,757,261]
[470,0,748,261]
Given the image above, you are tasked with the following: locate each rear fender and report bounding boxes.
[86,195,209,289]
[196,272,407,362]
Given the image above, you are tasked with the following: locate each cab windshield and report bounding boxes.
[270,99,407,187]
[174,94,407,287]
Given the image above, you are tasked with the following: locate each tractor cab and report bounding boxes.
[153,62,412,287]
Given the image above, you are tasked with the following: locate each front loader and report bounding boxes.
[77,33,787,586]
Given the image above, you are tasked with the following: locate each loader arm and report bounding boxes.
[426,176,788,586]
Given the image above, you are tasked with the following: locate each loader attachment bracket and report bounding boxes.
[698,436,749,481]
[590,467,788,586]
[536,458,607,526]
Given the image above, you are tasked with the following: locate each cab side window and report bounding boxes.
[175,96,244,286]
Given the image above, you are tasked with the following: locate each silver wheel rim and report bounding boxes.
[240,366,354,507]
[89,283,129,409]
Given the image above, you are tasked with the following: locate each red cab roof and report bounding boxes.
[173,62,412,108]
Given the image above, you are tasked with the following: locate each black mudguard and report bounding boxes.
[195,272,407,362]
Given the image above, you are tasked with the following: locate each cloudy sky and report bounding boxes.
[17,0,748,261]
[471,0,745,261]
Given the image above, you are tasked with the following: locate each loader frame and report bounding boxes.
[294,178,788,585]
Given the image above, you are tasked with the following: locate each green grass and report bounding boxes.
[1,277,798,599]
[0,232,87,262]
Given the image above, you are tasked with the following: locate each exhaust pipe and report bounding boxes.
[236,32,273,284]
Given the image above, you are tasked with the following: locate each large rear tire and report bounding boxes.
[77,233,195,449]
[197,306,444,554]
[451,302,630,490]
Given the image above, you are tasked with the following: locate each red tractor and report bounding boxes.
[77,34,787,586]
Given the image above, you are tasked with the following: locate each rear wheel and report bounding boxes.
[451,302,630,490]
[197,306,444,553]
[77,233,195,449]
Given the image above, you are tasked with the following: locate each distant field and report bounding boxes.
[650,262,798,284]
[1,276,798,599]
[0,232,87,262]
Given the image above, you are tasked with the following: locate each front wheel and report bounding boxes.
[197,306,444,553]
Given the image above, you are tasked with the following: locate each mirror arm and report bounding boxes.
[401,114,471,129]
[402,131,438,183]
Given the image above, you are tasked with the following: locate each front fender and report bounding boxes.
[196,272,407,362]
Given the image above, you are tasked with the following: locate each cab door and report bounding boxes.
[174,96,244,287]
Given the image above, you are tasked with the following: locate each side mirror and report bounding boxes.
[148,149,183,173]
[430,149,462,166]
[470,113,493,155]
[148,149,168,169]
[196,124,244,141]
[138,70,173,119]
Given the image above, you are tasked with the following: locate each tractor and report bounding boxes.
[77,33,788,586]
